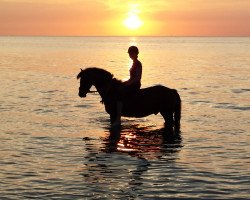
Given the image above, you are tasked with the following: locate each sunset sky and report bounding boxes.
[0,0,250,36]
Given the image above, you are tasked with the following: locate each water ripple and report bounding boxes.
[214,103,250,111]
[231,88,250,93]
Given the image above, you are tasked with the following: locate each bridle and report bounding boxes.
[78,70,115,103]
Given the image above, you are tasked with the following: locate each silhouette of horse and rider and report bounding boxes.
[77,46,181,133]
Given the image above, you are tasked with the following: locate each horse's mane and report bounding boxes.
[77,67,113,79]
[77,67,123,85]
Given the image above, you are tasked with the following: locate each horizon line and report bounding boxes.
[0,35,250,37]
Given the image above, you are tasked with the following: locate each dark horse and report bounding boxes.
[77,68,181,133]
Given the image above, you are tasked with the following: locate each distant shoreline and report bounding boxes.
[0,35,250,38]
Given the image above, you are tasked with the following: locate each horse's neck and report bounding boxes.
[94,77,114,99]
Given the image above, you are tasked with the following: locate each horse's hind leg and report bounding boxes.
[161,111,174,132]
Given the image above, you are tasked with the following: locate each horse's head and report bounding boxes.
[77,68,92,98]
[77,67,116,99]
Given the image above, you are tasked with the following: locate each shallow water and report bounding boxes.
[0,36,249,199]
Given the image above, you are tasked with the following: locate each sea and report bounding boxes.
[0,36,249,199]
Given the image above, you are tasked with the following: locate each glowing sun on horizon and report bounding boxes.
[123,14,143,30]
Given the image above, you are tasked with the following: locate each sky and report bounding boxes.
[0,0,250,36]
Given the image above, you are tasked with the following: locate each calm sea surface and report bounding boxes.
[0,36,249,199]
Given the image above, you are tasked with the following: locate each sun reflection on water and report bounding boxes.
[129,37,138,46]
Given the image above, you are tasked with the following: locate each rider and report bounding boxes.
[112,46,142,127]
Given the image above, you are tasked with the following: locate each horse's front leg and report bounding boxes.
[110,114,116,124]
[104,102,116,125]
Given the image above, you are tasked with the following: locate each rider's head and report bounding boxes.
[128,46,139,54]
[128,46,139,60]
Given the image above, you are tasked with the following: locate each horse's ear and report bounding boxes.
[77,69,83,79]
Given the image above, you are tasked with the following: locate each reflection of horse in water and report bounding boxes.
[77,68,181,133]
[82,125,182,198]
[105,125,182,157]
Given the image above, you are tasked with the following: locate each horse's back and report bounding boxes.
[122,85,179,117]
[138,85,177,97]
[140,85,171,91]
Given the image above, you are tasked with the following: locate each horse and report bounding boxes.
[77,67,181,133]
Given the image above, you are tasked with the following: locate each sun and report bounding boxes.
[124,14,143,30]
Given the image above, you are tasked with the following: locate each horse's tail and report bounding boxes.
[174,90,181,133]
